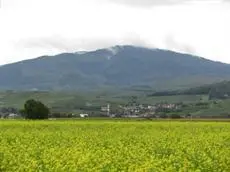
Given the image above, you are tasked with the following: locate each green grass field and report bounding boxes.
[1,120,230,171]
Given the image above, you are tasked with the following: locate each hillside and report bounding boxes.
[1,45,230,90]
[149,80,230,100]
[1,80,230,116]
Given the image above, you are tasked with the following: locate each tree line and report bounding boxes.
[148,80,230,100]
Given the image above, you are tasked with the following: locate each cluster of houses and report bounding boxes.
[0,107,21,119]
[119,103,181,117]
[0,102,182,119]
[98,103,181,118]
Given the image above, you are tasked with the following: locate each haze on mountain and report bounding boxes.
[0,45,230,91]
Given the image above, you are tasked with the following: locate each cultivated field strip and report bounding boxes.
[0,120,230,171]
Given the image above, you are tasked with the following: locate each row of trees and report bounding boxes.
[149,81,230,100]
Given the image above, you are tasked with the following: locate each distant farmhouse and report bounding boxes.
[80,114,89,118]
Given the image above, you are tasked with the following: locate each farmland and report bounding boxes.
[1,120,230,171]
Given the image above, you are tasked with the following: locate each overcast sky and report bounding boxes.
[0,0,229,65]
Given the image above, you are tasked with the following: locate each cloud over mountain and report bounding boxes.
[106,0,223,7]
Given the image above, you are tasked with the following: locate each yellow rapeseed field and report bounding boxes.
[1,120,230,172]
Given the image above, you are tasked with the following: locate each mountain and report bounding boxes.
[1,45,230,91]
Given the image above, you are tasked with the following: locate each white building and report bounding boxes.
[80,114,89,118]
[8,113,20,119]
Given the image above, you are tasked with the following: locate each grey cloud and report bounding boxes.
[121,32,151,47]
[17,37,114,52]
[165,35,196,54]
[106,0,223,7]
[223,0,230,3]
[16,34,151,53]
[17,34,196,56]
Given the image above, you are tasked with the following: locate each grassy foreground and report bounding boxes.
[1,120,230,172]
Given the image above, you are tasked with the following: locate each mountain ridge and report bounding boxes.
[0,45,230,91]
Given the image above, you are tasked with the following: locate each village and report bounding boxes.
[100,102,183,118]
[0,102,185,119]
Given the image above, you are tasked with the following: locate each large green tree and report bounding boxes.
[23,99,50,119]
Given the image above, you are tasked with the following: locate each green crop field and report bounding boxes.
[1,120,230,172]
